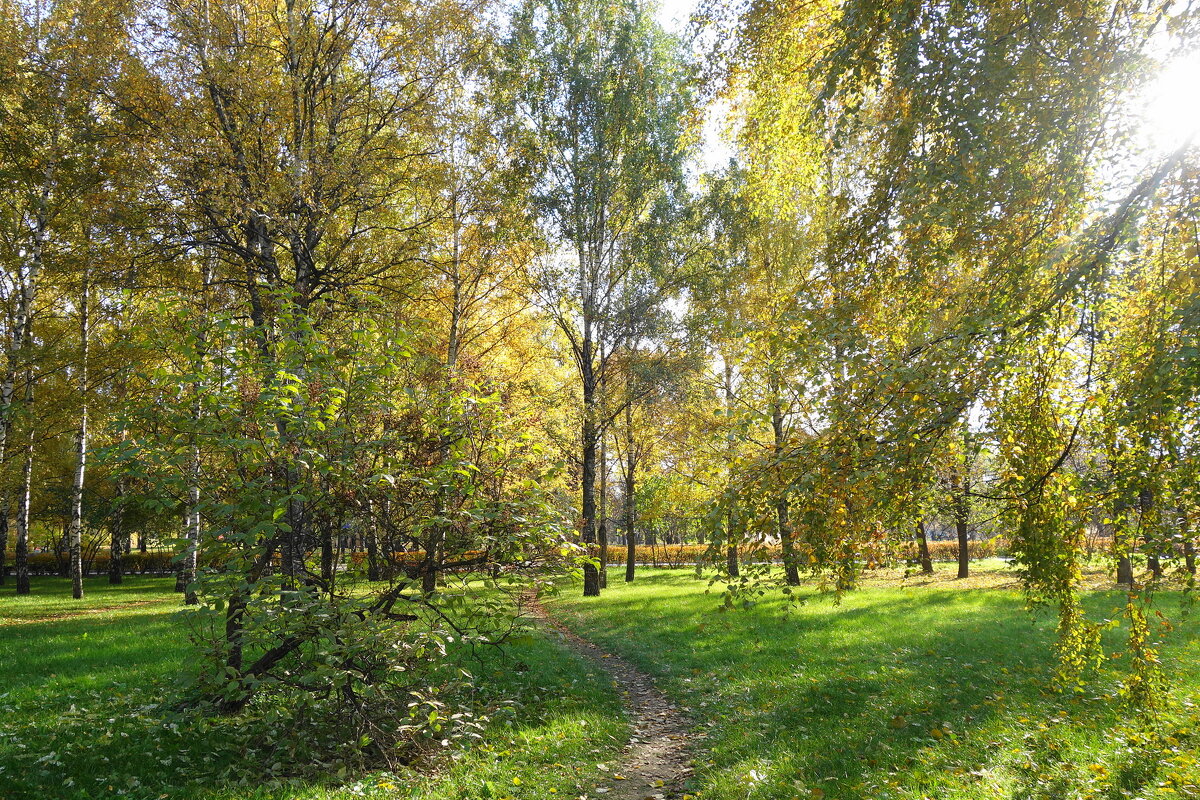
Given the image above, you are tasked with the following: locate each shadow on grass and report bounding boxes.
[0,582,629,800]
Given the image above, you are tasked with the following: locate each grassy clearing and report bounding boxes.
[553,563,1200,800]
[0,577,627,800]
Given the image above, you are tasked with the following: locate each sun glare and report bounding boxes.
[1143,49,1200,152]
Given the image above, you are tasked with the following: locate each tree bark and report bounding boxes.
[366,499,381,581]
[951,458,970,579]
[14,397,34,595]
[955,515,969,579]
[1183,511,1196,575]
[916,518,934,575]
[581,334,600,597]
[598,434,608,588]
[1139,488,1162,580]
[320,521,334,587]
[181,447,200,603]
[726,515,740,577]
[723,359,739,578]
[770,381,799,586]
[8,178,47,597]
[624,402,637,583]
[68,271,89,600]
[108,470,126,585]
[0,501,8,586]
[1115,496,1135,586]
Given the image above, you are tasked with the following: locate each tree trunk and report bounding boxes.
[9,182,46,597]
[0,500,7,586]
[1116,553,1135,586]
[624,406,636,582]
[598,434,608,588]
[366,502,381,581]
[726,507,740,578]
[770,383,799,586]
[68,270,90,600]
[955,515,969,579]
[1183,511,1196,575]
[951,460,970,579]
[581,336,600,597]
[14,401,34,595]
[320,522,334,586]
[581,424,600,596]
[175,523,189,593]
[723,359,739,579]
[916,518,934,575]
[108,472,126,585]
[68,429,86,599]
[1115,497,1135,585]
[181,447,200,604]
[1140,488,1162,580]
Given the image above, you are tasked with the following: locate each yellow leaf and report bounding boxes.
[889,715,906,729]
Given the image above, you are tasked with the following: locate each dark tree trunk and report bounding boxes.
[770,386,799,586]
[321,525,334,586]
[1184,512,1196,575]
[0,500,7,586]
[1141,488,1162,579]
[1117,554,1135,586]
[581,337,600,597]
[916,518,934,575]
[951,459,970,579]
[366,515,380,581]
[581,423,600,596]
[109,468,126,584]
[955,516,969,579]
[624,414,636,582]
[726,507,740,578]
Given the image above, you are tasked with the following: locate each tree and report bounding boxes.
[0,0,144,595]
[501,0,692,596]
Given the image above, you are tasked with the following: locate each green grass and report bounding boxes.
[553,565,1200,800]
[0,577,628,800]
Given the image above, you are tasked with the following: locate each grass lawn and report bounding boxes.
[0,576,628,800]
[553,562,1200,800]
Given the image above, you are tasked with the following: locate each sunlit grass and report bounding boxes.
[554,568,1200,800]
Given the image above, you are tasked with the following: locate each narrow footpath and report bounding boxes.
[525,595,695,800]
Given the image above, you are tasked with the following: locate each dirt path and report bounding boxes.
[526,594,694,800]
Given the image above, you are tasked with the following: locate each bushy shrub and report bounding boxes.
[187,587,483,770]
[895,537,1007,563]
[12,550,178,575]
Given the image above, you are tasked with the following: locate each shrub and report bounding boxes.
[9,550,179,576]
[895,537,1007,563]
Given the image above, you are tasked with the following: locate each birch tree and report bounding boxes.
[502,0,691,595]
